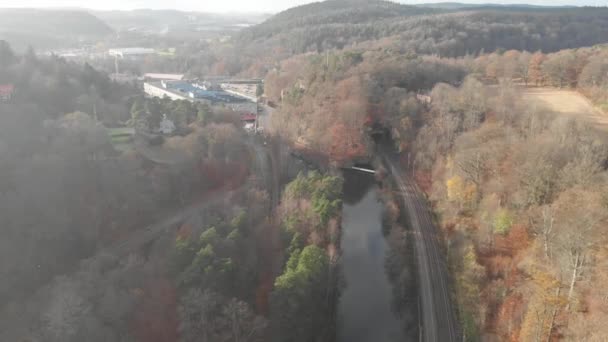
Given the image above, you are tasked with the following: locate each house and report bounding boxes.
[159,114,176,135]
[241,113,257,122]
[416,93,432,104]
[241,113,257,132]
[0,84,14,102]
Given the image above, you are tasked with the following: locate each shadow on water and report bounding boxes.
[338,170,418,342]
[342,169,377,205]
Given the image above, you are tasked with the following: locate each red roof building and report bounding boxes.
[240,113,257,122]
[0,84,14,102]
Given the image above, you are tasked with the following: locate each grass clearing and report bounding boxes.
[523,87,608,131]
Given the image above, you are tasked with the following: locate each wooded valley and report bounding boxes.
[2,1,608,341]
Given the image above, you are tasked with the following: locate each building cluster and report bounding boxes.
[220,82,259,102]
[143,77,259,113]
[0,84,14,102]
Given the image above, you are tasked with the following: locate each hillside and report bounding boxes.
[239,0,439,43]
[413,2,576,10]
[94,9,269,33]
[0,9,112,51]
[237,3,608,58]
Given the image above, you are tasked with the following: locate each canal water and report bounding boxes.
[338,170,414,342]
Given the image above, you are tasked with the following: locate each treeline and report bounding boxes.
[396,9,608,57]
[129,96,241,132]
[467,45,608,109]
[403,78,608,340]
[266,50,466,162]
[122,4,608,80]
[0,41,136,124]
[237,4,608,60]
[239,0,436,44]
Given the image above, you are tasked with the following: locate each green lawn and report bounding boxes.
[108,127,135,136]
[108,127,135,152]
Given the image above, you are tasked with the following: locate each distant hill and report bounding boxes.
[240,0,440,43]
[238,1,608,58]
[93,9,270,34]
[412,2,577,10]
[0,9,113,51]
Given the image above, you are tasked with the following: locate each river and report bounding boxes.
[338,170,416,342]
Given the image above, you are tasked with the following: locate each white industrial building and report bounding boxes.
[109,48,156,59]
[144,82,188,101]
[144,73,185,81]
[144,81,258,113]
[220,83,259,102]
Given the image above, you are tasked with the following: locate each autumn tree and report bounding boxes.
[446,174,477,210]
[517,51,532,85]
[519,270,565,342]
[452,244,485,340]
[578,51,608,87]
[518,154,557,206]
[542,50,577,88]
[502,50,521,80]
[528,52,546,86]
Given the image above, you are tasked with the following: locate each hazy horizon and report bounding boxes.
[0,0,606,14]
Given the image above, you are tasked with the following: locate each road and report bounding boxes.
[383,156,460,342]
[256,103,274,132]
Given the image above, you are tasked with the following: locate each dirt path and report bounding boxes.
[523,87,608,131]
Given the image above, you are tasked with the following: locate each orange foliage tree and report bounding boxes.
[131,278,179,342]
[327,122,367,163]
[528,52,546,86]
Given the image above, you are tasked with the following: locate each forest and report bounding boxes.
[259,33,608,340]
[0,42,271,341]
[2,0,608,341]
[235,1,608,64]
[100,1,608,81]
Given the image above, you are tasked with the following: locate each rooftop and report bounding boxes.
[109,48,155,56]
[150,81,250,104]
[0,84,15,94]
[144,73,184,81]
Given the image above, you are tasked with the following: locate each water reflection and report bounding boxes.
[337,171,409,342]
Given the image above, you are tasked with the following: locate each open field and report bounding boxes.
[522,87,608,131]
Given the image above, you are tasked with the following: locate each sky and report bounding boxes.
[0,0,605,13]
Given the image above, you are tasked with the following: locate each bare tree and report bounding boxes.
[532,205,555,259]
[42,278,91,342]
[552,189,607,309]
[223,298,267,342]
